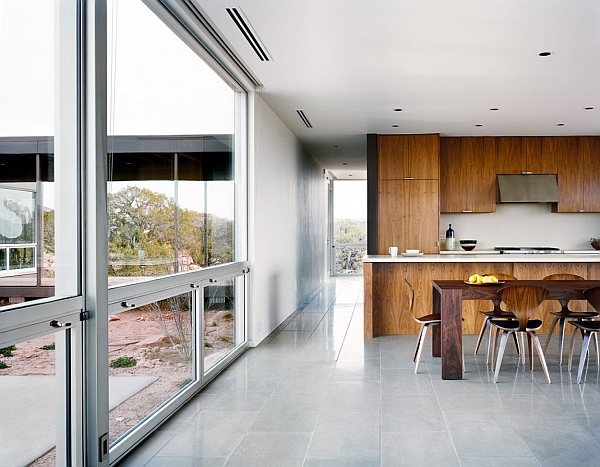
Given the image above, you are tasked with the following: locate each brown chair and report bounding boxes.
[474,272,519,363]
[542,274,598,364]
[490,285,551,383]
[567,286,600,383]
[406,278,441,374]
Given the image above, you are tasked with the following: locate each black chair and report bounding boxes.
[542,274,598,364]
[567,286,600,383]
[490,285,550,383]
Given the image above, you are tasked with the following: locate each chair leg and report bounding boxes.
[414,324,430,374]
[544,315,560,353]
[490,327,500,371]
[512,332,521,355]
[413,324,425,362]
[557,317,566,365]
[530,331,551,384]
[577,331,593,384]
[520,333,526,365]
[567,323,579,372]
[474,315,490,355]
[527,332,533,371]
[493,330,510,383]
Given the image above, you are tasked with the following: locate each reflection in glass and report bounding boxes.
[204,279,236,372]
[108,292,194,444]
[107,0,236,287]
[0,333,59,467]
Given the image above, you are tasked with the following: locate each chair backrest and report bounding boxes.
[543,273,584,281]
[499,285,549,330]
[485,273,517,311]
[584,286,600,312]
[485,272,517,281]
[543,273,584,311]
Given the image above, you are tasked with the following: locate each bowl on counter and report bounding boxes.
[459,240,477,251]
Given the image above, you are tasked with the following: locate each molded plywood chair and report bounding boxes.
[407,278,464,374]
[542,274,598,364]
[474,272,519,363]
[490,285,550,383]
[567,286,600,383]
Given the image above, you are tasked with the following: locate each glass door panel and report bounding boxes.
[108,291,194,444]
[0,329,72,467]
[203,277,240,373]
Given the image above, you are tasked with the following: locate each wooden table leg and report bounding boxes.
[434,285,463,380]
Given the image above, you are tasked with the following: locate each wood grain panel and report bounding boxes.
[377,180,407,254]
[525,136,558,173]
[407,180,439,253]
[465,137,496,212]
[582,136,600,212]
[409,134,440,179]
[364,262,373,338]
[439,137,467,212]
[378,135,409,180]
[496,137,525,174]
[554,136,583,213]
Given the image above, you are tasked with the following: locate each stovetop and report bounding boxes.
[494,247,564,254]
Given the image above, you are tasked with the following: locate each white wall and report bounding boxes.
[248,93,327,346]
[441,204,600,250]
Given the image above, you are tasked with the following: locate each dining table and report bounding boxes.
[431,279,600,380]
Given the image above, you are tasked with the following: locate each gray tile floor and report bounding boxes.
[118,277,600,467]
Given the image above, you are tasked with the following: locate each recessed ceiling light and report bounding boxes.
[489,108,499,111]
[333,145,340,148]
[348,174,353,177]
[557,123,565,126]
[538,51,553,57]
[585,107,594,110]
[475,124,483,127]
[394,108,403,112]
[342,162,348,166]
[392,124,399,128]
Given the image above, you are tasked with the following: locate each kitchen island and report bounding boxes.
[363,252,600,338]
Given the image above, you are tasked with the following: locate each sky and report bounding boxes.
[333,180,367,220]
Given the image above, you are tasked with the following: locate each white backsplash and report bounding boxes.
[440,204,600,250]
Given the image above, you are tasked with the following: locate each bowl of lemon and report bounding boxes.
[465,274,504,285]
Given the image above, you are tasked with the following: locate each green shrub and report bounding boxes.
[204,342,213,348]
[109,356,137,368]
[0,360,10,369]
[40,342,55,350]
[0,345,16,357]
[177,377,192,389]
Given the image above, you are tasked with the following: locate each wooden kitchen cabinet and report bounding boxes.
[440,137,496,213]
[554,136,600,212]
[378,134,439,180]
[495,136,557,174]
[377,179,439,254]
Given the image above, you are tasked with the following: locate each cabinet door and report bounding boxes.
[440,138,468,212]
[582,136,600,212]
[496,137,525,174]
[554,137,583,213]
[378,135,409,179]
[525,137,558,174]
[465,137,496,212]
[377,180,439,254]
[409,134,439,179]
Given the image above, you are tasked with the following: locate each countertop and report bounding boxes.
[363,251,600,263]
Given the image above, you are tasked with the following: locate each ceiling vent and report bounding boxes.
[296,110,313,128]
[225,7,272,61]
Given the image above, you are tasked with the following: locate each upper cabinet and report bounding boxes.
[495,136,557,174]
[440,137,496,213]
[553,136,600,213]
[378,134,439,180]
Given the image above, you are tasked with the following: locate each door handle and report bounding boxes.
[50,320,71,328]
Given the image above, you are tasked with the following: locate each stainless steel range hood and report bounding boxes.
[497,174,560,203]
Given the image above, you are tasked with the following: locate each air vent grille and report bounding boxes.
[226,7,272,61]
[296,110,313,128]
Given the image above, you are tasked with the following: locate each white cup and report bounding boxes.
[389,246,398,256]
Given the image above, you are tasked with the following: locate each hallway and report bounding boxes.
[119,276,600,466]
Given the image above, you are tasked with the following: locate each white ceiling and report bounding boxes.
[197,0,600,179]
